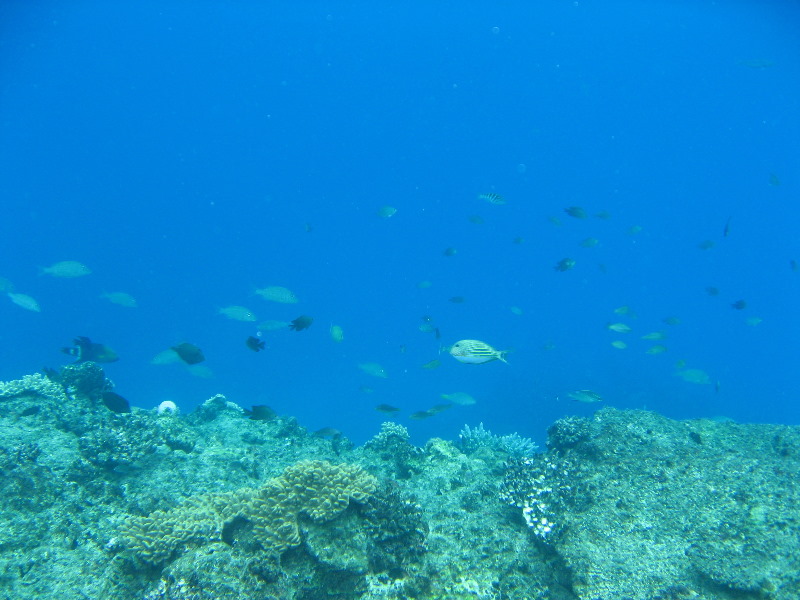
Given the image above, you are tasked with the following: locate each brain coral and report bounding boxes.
[118,460,377,564]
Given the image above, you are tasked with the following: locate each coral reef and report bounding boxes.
[1,368,799,600]
[118,459,377,563]
[459,421,539,458]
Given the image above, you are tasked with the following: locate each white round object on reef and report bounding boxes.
[157,400,179,415]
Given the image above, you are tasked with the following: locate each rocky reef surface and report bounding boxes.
[0,364,798,600]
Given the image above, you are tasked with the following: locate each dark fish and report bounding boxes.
[443,247,458,257]
[245,336,265,352]
[172,342,205,365]
[101,391,130,413]
[375,403,401,414]
[314,427,342,438]
[705,286,720,296]
[289,315,314,331]
[243,405,276,421]
[723,217,732,237]
[434,327,441,339]
[564,206,588,219]
[409,410,434,420]
[554,258,576,272]
[62,336,119,363]
[791,260,799,272]
[41,367,61,383]
[427,403,452,415]
[449,296,465,304]
[731,300,747,310]
[512,237,525,245]
[697,240,715,250]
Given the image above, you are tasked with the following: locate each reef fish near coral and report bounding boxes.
[449,339,508,364]
[289,315,313,331]
[62,336,119,363]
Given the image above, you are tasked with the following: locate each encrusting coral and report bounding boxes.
[117,459,377,564]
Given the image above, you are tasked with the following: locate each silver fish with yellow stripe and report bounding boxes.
[449,339,508,364]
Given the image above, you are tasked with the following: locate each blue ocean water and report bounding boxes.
[1,1,798,447]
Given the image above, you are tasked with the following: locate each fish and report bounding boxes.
[330,325,344,342]
[564,206,588,219]
[607,323,632,333]
[359,362,388,378]
[255,286,299,304]
[449,339,508,365]
[375,404,401,414]
[594,210,612,220]
[8,292,40,312]
[791,260,799,273]
[449,296,465,304]
[101,392,130,414]
[697,240,715,250]
[662,316,681,326]
[646,345,668,355]
[468,215,485,225]
[614,306,635,316]
[443,247,458,257]
[421,359,441,370]
[440,392,476,406]
[151,349,182,365]
[580,237,599,248]
[705,286,720,296]
[171,342,205,365]
[676,368,711,385]
[245,336,265,352]
[289,315,313,331]
[554,258,576,272]
[377,205,397,218]
[39,260,91,278]
[479,192,505,205]
[427,403,452,415]
[187,364,213,378]
[417,280,433,289]
[409,410,435,420]
[731,300,747,310]
[218,305,257,322]
[243,405,276,421]
[611,341,627,349]
[723,217,732,237]
[314,427,342,439]
[101,291,137,308]
[512,236,525,244]
[547,216,562,227]
[62,336,119,363]
[641,331,667,340]
[745,317,763,326]
[258,320,292,332]
[566,390,603,403]
[628,225,643,235]
[510,306,523,315]
[769,173,780,186]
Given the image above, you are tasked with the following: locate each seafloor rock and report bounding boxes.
[0,370,798,600]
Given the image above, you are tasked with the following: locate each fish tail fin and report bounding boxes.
[499,351,510,364]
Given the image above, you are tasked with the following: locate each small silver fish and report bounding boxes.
[39,260,91,278]
[449,339,508,364]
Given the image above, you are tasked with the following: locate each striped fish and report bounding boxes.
[449,339,508,365]
[478,192,506,205]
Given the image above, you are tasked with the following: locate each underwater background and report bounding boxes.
[1,1,799,445]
